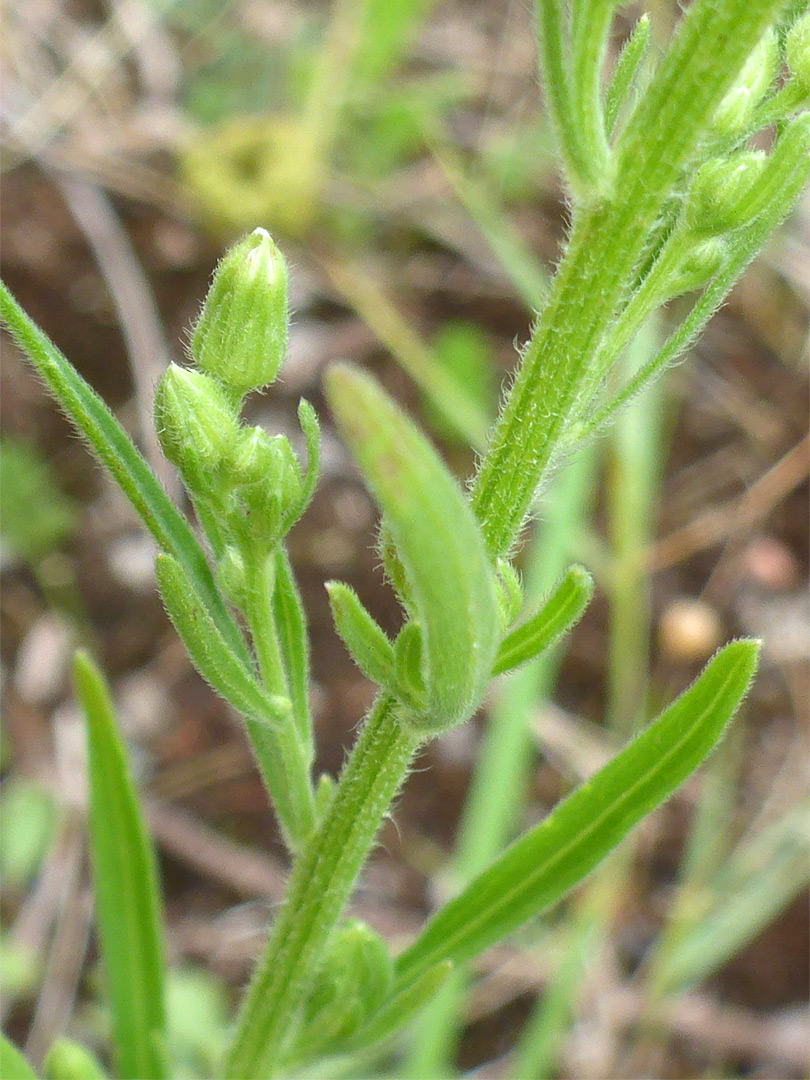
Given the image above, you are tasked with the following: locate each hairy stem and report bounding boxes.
[222,695,420,1079]
[473,0,788,557]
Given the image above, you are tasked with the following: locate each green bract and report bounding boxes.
[325,363,500,734]
[786,14,810,91]
[685,153,767,235]
[191,227,289,397]
[1,1,807,1076]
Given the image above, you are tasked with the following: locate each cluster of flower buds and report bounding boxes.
[153,229,318,555]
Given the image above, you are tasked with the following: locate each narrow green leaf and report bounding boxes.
[568,0,615,184]
[272,547,314,753]
[493,564,593,676]
[155,554,289,730]
[283,399,320,530]
[325,364,499,733]
[604,15,652,134]
[0,281,249,668]
[534,0,587,190]
[155,553,316,849]
[326,581,395,687]
[43,1038,109,1080]
[395,640,759,986]
[73,652,166,1080]
[1,1034,39,1080]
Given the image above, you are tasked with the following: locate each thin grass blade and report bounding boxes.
[73,651,166,1080]
[653,801,810,995]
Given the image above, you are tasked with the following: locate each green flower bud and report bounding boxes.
[666,236,727,297]
[217,545,249,606]
[712,30,778,137]
[786,15,810,92]
[301,919,393,1036]
[684,152,767,235]
[154,364,241,475]
[190,228,289,396]
[229,426,302,540]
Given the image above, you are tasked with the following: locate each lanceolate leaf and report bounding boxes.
[155,554,289,730]
[395,641,759,986]
[73,652,166,1080]
[493,564,593,676]
[326,581,395,687]
[325,364,499,734]
[0,281,249,667]
[154,554,315,849]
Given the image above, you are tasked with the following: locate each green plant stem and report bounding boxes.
[244,551,290,703]
[236,698,317,855]
[473,0,788,558]
[222,695,421,1079]
[244,552,316,847]
[576,230,691,412]
[243,553,316,849]
[272,546,315,754]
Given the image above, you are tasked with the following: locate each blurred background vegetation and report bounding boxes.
[0,1,808,1076]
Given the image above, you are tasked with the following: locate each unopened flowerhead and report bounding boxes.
[190,228,289,397]
[684,152,767,235]
[153,364,240,476]
[228,425,302,540]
